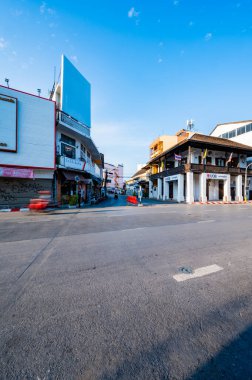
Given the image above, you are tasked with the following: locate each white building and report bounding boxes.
[146,131,252,203]
[210,120,252,146]
[52,55,103,204]
[0,86,55,208]
[104,163,124,191]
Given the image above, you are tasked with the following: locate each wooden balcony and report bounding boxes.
[149,163,252,180]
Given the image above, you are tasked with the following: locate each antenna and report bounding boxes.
[186,119,195,131]
[37,89,41,97]
[5,78,9,88]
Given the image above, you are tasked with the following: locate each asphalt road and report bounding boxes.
[0,196,252,380]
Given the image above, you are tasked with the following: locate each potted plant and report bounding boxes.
[68,195,78,208]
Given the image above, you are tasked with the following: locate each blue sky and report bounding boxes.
[1,0,252,177]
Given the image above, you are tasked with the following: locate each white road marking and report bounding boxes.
[197,220,215,223]
[173,264,223,282]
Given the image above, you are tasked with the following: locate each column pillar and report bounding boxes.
[186,172,194,203]
[177,174,185,202]
[199,173,207,202]
[157,178,162,200]
[235,175,243,201]
[149,180,153,198]
[223,174,231,202]
[163,178,168,200]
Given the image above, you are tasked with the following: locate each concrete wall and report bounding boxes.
[0,86,55,169]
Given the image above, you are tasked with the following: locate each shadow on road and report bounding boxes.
[99,295,252,380]
[188,324,252,380]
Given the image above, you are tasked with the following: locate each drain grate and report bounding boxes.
[178,266,193,274]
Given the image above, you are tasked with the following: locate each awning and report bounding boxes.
[62,171,92,184]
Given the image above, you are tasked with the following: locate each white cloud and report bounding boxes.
[204,32,212,41]
[128,7,139,18]
[0,37,7,50]
[39,2,46,14]
[189,21,194,27]
[40,2,55,15]
[159,41,164,47]
[173,0,179,6]
[70,55,78,63]
[158,58,163,64]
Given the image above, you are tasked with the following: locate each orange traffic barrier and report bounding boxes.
[126,196,138,205]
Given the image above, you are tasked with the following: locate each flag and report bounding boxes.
[226,152,233,166]
[175,153,182,161]
[203,149,208,159]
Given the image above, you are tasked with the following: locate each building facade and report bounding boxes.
[147,131,252,203]
[0,86,55,209]
[210,120,252,146]
[52,55,103,205]
[104,163,124,192]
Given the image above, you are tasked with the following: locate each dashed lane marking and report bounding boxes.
[173,264,223,282]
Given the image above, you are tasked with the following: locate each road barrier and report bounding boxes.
[126,195,138,205]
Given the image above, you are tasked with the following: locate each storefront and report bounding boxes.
[0,167,54,208]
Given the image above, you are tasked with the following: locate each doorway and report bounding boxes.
[219,181,224,201]
[169,182,174,199]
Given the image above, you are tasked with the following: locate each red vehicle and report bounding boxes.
[29,191,52,212]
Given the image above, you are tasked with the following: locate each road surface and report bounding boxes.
[0,197,251,379]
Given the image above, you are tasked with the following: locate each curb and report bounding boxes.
[193,201,252,205]
[0,207,30,213]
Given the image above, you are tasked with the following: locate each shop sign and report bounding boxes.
[75,176,80,182]
[206,173,228,180]
[166,175,179,182]
[0,167,34,179]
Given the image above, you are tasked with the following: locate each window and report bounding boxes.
[228,130,236,138]
[80,144,86,161]
[222,133,229,139]
[246,123,252,133]
[61,134,76,159]
[198,156,202,164]
[215,158,225,167]
[237,126,246,136]
[61,134,76,146]
[87,151,91,158]
[61,143,76,159]
[206,156,212,164]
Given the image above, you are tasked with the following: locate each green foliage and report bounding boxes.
[69,195,78,206]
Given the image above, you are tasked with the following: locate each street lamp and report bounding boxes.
[244,162,252,201]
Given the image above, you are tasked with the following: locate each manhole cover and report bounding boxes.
[178,266,193,274]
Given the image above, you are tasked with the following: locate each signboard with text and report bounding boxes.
[0,167,33,179]
[206,173,228,180]
[166,175,179,182]
[0,93,17,152]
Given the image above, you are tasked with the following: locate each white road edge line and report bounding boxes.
[173,264,223,282]
[197,220,215,223]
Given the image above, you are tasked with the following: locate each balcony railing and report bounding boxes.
[57,110,90,137]
[57,155,101,178]
[150,163,252,180]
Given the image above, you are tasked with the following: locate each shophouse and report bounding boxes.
[146,130,252,203]
[127,164,150,196]
[0,85,55,209]
[104,162,124,192]
[52,55,103,204]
